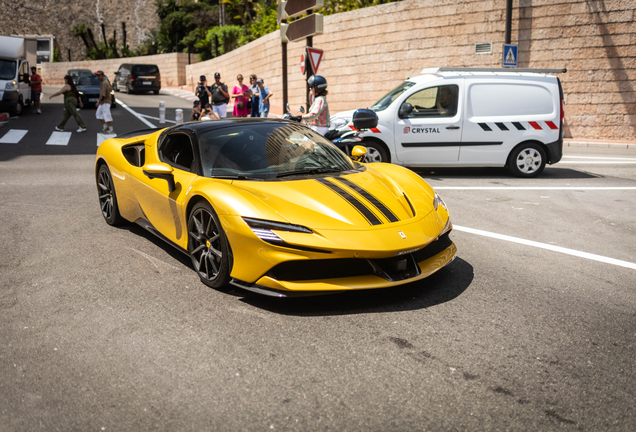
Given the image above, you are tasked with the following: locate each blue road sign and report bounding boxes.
[503,44,518,67]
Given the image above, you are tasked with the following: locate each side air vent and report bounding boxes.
[475,42,493,54]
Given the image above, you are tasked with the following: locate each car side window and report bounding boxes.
[402,85,459,118]
[159,133,195,172]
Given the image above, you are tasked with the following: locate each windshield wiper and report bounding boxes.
[276,167,342,178]
[210,174,255,180]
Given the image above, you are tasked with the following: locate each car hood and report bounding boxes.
[227,166,434,231]
[77,85,101,93]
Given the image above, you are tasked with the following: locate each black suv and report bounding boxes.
[113,64,161,94]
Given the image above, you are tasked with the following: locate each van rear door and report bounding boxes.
[394,83,463,164]
[459,79,559,165]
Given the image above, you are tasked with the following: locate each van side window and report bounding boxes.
[159,133,195,172]
[403,85,459,118]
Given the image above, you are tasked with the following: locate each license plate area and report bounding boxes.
[143,81,152,85]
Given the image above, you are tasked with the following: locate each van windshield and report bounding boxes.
[0,59,17,80]
[369,81,416,112]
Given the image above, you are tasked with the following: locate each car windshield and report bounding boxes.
[77,75,101,86]
[198,122,357,180]
[0,59,17,80]
[369,81,416,112]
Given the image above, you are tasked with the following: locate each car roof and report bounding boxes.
[408,69,559,84]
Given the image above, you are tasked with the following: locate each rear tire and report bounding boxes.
[97,164,124,226]
[188,201,231,289]
[507,142,547,178]
[153,89,160,95]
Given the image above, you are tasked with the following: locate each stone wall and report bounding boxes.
[1,0,158,63]
[187,0,635,140]
[40,53,198,87]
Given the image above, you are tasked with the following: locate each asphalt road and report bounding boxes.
[1,88,634,431]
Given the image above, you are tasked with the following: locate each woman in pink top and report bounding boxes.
[231,74,250,117]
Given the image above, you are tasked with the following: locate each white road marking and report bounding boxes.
[453,225,636,271]
[46,131,72,146]
[97,133,117,146]
[0,129,28,144]
[139,113,176,124]
[116,99,157,128]
[562,156,636,161]
[435,187,636,190]
[558,161,636,164]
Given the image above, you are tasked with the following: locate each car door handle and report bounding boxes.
[446,126,460,130]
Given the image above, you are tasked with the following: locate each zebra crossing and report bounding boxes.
[0,128,117,146]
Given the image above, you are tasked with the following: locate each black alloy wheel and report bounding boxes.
[97,164,123,226]
[188,201,230,288]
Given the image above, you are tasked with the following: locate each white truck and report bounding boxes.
[0,35,37,116]
[330,67,566,177]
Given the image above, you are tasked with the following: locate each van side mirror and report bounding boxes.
[398,103,414,118]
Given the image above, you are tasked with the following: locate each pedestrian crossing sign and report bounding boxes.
[503,44,518,67]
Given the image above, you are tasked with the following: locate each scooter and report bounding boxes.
[284,105,379,158]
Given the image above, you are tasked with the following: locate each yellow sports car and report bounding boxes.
[95,119,456,297]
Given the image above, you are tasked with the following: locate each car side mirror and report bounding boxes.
[143,163,175,193]
[114,71,120,75]
[351,145,367,162]
[399,103,414,118]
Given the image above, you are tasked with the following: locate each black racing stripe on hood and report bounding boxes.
[333,177,400,223]
[316,178,382,226]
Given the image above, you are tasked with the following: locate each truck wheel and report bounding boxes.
[11,97,24,116]
[363,140,389,163]
[507,142,546,178]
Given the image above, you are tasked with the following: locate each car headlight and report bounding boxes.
[330,116,351,130]
[243,217,312,242]
[5,81,17,90]
[433,192,447,211]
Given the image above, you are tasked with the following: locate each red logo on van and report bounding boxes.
[404,127,410,134]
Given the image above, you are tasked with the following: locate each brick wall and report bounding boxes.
[187,0,635,140]
[40,53,198,87]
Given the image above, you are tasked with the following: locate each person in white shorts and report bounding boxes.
[209,72,229,118]
[95,70,114,134]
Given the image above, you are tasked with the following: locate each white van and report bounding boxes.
[0,35,36,116]
[331,67,566,177]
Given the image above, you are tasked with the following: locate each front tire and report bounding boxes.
[97,164,124,226]
[188,201,231,288]
[11,97,24,116]
[507,142,546,178]
[113,82,119,92]
[363,140,389,163]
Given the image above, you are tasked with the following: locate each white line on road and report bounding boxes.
[453,225,636,271]
[139,113,176,124]
[558,161,636,164]
[562,156,636,161]
[434,187,636,190]
[0,129,28,144]
[97,133,117,147]
[46,131,72,146]
[116,99,157,128]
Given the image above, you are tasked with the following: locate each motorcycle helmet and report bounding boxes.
[307,75,327,92]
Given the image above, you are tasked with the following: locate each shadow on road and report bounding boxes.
[415,166,600,180]
[239,257,474,316]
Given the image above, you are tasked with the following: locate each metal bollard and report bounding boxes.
[175,109,183,124]
[159,101,165,124]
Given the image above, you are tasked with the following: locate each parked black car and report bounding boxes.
[112,64,161,94]
[76,74,116,108]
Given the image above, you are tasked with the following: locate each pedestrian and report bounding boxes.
[95,70,114,134]
[196,75,210,108]
[209,72,230,118]
[30,66,42,114]
[256,78,272,118]
[301,75,330,136]
[48,75,87,132]
[231,74,250,117]
[201,103,220,121]
[190,100,202,121]
[249,74,260,118]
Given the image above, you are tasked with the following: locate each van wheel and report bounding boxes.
[508,142,546,177]
[11,97,24,116]
[113,82,119,92]
[153,89,160,95]
[363,140,389,163]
